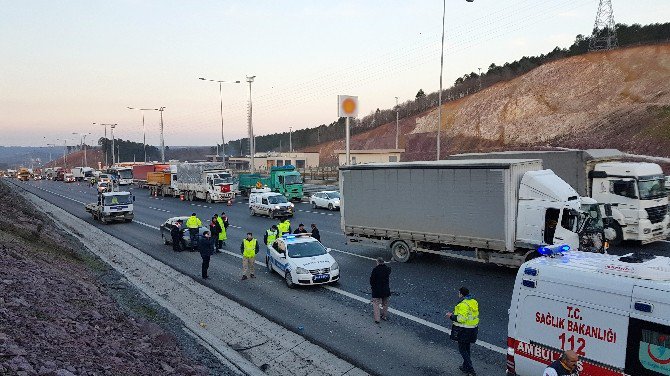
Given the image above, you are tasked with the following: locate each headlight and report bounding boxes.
[275,206,280,210]
[295,267,309,274]
[331,262,339,271]
[290,203,295,207]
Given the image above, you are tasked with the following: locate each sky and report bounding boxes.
[1,0,669,147]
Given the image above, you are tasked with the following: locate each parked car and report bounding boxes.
[310,190,340,210]
[160,216,209,250]
[64,173,76,183]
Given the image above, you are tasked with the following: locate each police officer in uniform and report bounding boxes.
[446,287,479,376]
[240,232,259,280]
[264,225,279,246]
[277,218,291,236]
[185,213,202,248]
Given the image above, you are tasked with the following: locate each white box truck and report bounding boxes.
[71,167,94,182]
[173,162,235,203]
[340,160,607,267]
[449,149,669,245]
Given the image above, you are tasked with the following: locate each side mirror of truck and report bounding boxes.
[604,203,612,217]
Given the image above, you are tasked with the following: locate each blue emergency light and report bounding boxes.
[282,234,296,240]
[537,244,571,257]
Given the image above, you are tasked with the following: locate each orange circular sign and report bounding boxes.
[342,98,357,115]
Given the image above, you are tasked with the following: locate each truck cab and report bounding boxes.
[590,162,669,244]
[203,170,235,202]
[85,191,135,223]
[270,165,303,201]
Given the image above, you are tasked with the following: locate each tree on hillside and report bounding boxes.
[415,89,426,99]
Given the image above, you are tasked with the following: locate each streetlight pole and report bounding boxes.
[199,77,241,165]
[106,124,117,166]
[93,122,109,167]
[127,107,158,163]
[56,138,68,169]
[289,127,293,152]
[395,97,400,149]
[246,76,256,172]
[159,107,165,163]
[72,132,91,166]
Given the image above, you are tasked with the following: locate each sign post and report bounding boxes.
[337,95,358,165]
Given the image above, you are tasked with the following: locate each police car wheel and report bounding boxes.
[266,256,272,272]
[285,272,294,288]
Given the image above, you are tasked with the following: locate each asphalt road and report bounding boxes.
[9,178,670,375]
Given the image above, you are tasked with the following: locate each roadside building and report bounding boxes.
[229,152,320,171]
[336,149,405,165]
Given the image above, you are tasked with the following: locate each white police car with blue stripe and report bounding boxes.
[265,234,340,288]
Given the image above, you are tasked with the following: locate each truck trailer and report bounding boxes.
[340,160,607,267]
[449,149,669,244]
[133,163,170,188]
[173,162,235,203]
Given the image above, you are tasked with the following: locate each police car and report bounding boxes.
[507,244,670,376]
[265,234,340,288]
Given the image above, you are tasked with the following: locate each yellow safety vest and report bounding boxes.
[186,216,202,229]
[216,217,227,240]
[278,220,290,235]
[266,229,278,245]
[243,239,257,258]
[453,298,479,328]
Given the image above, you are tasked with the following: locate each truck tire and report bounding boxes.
[312,201,317,209]
[391,241,411,263]
[250,207,255,216]
[206,193,212,203]
[608,222,624,246]
[100,216,107,225]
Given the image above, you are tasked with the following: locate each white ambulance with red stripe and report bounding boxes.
[507,246,670,375]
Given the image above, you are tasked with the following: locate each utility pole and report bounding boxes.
[199,77,241,166]
[159,107,165,163]
[478,67,482,91]
[589,0,618,51]
[246,76,256,172]
[289,127,293,152]
[94,122,108,167]
[395,97,400,149]
[109,124,116,166]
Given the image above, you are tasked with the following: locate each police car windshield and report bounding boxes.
[103,195,132,205]
[268,195,287,204]
[287,242,326,258]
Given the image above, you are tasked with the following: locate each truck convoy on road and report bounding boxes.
[450,149,669,245]
[340,160,608,267]
[239,165,304,201]
[84,191,135,224]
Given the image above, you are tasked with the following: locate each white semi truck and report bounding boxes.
[340,160,608,267]
[173,162,235,203]
[450,149,669,245]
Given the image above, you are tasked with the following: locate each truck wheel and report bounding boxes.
[125,218,132,223]
[100,216,107,225]
[285,272,294,288]
[391,241,411,263]
[189,191,195,201]
[608,222,624,246]
[206,193,212,203]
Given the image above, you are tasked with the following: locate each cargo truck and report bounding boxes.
[238,165,303,201]
[71,167,94,182]
[147,170,173,197]
[133,163,169,188]
[85,191,135,224]
[340,160,608,267]
[449,149,669,245]
[17,168,31,181]
[173,162,235,203]
[106,167,133,185]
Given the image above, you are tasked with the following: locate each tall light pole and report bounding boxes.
[289,127,293,152]
[56,138,68,169]
[72,132,91,166]
[246,76,256,172]
[104,124,118,166]
[93,122,109,167]
[437,0,475,160]
[127,107,158,163]
[199,77,241,165]
[46,143,56,165]
[395,97,400,149]
[159,107,165,163]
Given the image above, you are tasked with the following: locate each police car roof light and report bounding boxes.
[537,244,570,257]
[282,234,296,240]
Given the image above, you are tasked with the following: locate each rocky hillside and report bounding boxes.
[303,44,670,165]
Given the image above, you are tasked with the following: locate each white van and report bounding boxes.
[507,247,670,376]
[249,188,294,219]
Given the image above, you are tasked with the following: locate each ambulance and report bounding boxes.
[507,245,670,376]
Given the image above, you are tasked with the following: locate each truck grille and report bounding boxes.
[645,205,668,224]
[309,268,330,275]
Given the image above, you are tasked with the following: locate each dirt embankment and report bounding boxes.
[302,44,670,165]
[0,180,216,375]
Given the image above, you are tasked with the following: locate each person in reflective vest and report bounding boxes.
[446,287,479,376]
[240,232,259,280]
[216,214,227,251]
[277,218,291,236]
[185,213,202,247]
[264,225,278,246]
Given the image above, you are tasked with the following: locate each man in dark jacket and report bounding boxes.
[198,231,215,279]
[310,223,321,242]
[293,223,308,236]
[369,257,391,324]
[170,221,183,252]
[209,215,222,253]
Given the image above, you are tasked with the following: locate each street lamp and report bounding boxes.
[93,122,109,167]
[127,107,159,163]
[72,132,91,167]
[55,138,69,169]
[199,77,241,165]
[395,97,400,150]
[246,76,256,172]
[101,124,118,166]
[289,127,293,153]
[437,0,475,160]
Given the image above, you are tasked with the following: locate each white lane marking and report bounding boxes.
[216,249,506,355]
[148,206,171,213]
[135,221,160,230]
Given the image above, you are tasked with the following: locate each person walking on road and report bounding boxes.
[543,350,580,376]
[310,223,320,242]
[264,225,279,246]
[216,213,227,251]
[186,213,202,247]
[170,220,183,252]
[198,231,215,279]
[293,223,308,236]
[240,232,259,280]
[277,218,291,236]
[209,215,221,252]
[370,257,391,324]
[446,287,479,376]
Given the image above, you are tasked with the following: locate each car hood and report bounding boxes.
[290,255,335,269]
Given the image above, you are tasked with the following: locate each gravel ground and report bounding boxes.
[0,179,234,375]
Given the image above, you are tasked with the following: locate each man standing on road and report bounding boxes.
[170,220,183,252]
[186,213,202,247]
[240,232,259,280]
[220,212,230,230]
[264,225,278,246]
[369,257,391,324]
[198,231,215,279]
[277,218,291,236]
[543,350,580,376]
[209,215,221,253]
[216,213,227,251]
[310,223,321,242]
[293,223,308,236]
[446,287,479,376]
